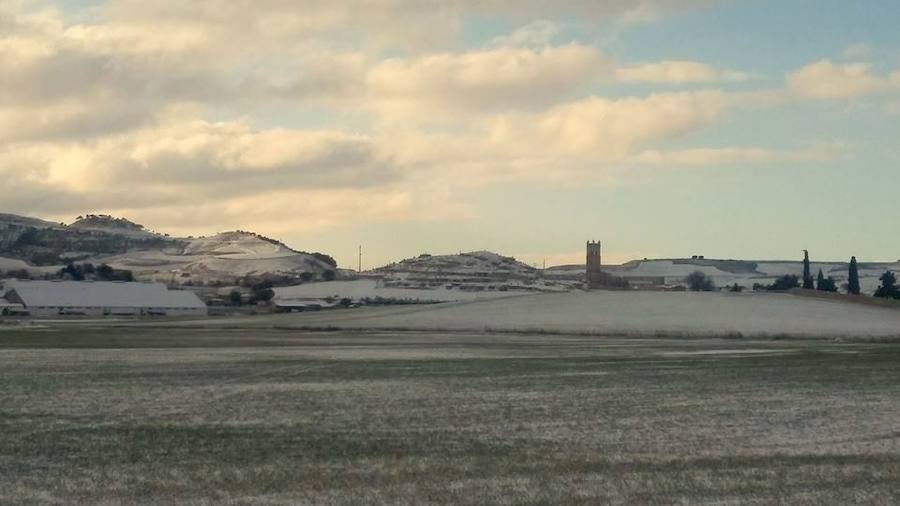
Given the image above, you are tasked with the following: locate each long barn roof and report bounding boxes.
[1,280,206,309]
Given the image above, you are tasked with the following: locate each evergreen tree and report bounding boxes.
[59,263,85,281]
[816,269,838,292]
[874,271,900,300]
[97,264,114,281]
[848,256,861,295]
[802,250,814,289]
[768,274,800,291]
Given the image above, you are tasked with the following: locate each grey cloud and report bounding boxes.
[127,143,397,193]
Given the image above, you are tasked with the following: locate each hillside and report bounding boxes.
[373,251,571,291]
[0,213,337,285]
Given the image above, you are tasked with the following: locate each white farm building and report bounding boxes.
[0,280,207,318]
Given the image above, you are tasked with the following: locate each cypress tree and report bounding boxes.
[848,256,861,295]
[816,269,826,291]
[802,250,814,289]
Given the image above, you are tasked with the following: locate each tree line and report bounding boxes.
[58,262,135,282]
[684,252,899,299]
[3,263,135,282]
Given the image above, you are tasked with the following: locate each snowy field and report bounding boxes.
[274,279,531,303]
[278,291,900,339]
[3,327,900,503]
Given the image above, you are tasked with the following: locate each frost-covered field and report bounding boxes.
[274,279,532,303]
[2,328,900,504]
[280,291,900,339]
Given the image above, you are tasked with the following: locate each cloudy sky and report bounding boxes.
[2,1,899,268]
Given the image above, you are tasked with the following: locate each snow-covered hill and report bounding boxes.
[68,214,160,238]
[373,250,571,291]
[0,213,64,230]
[0,213,337,285]
[101,231,338,285]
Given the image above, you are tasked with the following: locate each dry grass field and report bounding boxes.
[2,326,900,504]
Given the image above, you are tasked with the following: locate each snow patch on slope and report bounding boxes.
[285,291,900,339]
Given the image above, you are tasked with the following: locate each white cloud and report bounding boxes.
[373,90,748,189]
[491,20,561,48]
[367,44,610,117]
[487,91,730,158]
[787,60,890,99]
[0,116,395,207]
[616,61,751,83]
[108,186,476,237]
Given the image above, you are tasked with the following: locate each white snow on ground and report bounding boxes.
[182,232,299,260]
[0,257,36,272]
[608,259,900,294]
[373,250,574,291]
[282,291,900,339]
[93,232,334,284]
[274,279,530,303]
[0,257,58,275]
[0,213,63,230]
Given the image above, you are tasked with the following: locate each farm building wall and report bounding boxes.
[0,280,207,318]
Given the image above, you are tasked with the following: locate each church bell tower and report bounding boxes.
[586,241,602,288]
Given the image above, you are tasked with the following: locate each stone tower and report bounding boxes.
[586,241,602,288]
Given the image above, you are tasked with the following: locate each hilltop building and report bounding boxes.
[0,280,207,318]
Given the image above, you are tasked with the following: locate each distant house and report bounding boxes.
[0,280,207,318]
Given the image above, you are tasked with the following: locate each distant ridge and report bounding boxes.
[546,258,900,294]
[0,212,338,285]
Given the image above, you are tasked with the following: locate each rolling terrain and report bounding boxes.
[228,290,900,340]
[0,213,337,285]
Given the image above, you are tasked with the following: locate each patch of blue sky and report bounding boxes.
[612,0,900,75]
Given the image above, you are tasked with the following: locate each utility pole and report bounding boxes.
[358,245,362,273]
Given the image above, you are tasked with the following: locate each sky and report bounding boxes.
[2,0,899,269]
